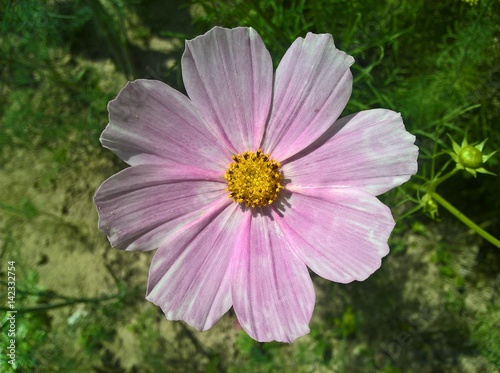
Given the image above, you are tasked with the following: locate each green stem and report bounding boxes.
[0,282,127,313]
[178,322,212,359]
[85,0,134,79]
[430,191,500,249]
[432,168,459,189]
[248,0,288,50]
[1,299,107,313]
[396,204,423,222]
[406,167,458,194]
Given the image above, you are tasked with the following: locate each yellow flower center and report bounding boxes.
[224,149,284,208]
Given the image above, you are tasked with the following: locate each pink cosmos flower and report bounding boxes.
[94,26,418,343]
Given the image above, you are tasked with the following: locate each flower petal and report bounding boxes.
[182,26,273,152]
[262,33,354,161]
[146,202,242,331]
[231,210,315,342]
[102,79,230,171]
[277,187,394,284]
[94,163,228,251]
[283,109,418,196]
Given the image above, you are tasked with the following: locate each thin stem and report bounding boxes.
[85,0,134,79]
[432,168,459,189]
[396,204,423,222]
[248,0,288,50]
[406,182,426,193]
[432,158,453,180]
[0,282,129,313]
[406,168,458,194]
[430,191,500,249]
[1,0,11,32]
[431,134,437,181]
[0,293,122,313]
[178,322,212,359]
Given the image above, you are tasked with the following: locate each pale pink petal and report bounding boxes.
[277,187,394,284]
[262,33,354,161]
[182,26,273,152]
[94,163,228,251]
[146,202,242,331]
[102,79,230,171]
[231,210,315,343]
[282,109,418,196]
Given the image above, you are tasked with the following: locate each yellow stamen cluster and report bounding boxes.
[224,149,284,208]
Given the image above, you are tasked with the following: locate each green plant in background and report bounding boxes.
[0,271,50,371]
[0,265,131,371]
[1,0,499,371]
[190,1,500,251]
[410,132,499,248]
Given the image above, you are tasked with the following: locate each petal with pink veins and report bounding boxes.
[94,163,228,251]
[277,186,394,284]
[102,79,230,171]
[146,202,242,331]
[232,209,315,343]
[182,27,273,152]
[282,109,418,196]
[262,33,354,161]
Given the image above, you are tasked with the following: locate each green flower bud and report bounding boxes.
[447,134,497,178]
[459,146,483,169]
[422,193,438,219]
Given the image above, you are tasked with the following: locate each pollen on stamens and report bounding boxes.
[223,149,284,208]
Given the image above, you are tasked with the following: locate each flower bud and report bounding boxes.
[422,193,438,219]
[447,134,497,178]
[458,146,483,169]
